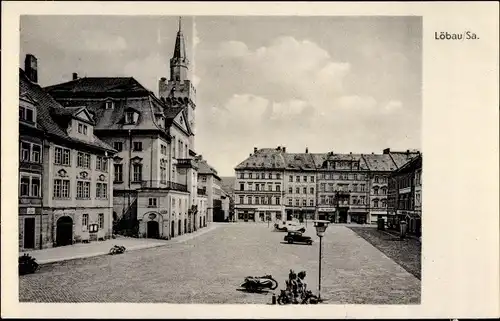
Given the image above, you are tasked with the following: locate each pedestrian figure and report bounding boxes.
[297,271,307,299]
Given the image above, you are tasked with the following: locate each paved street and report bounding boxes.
[19,223,420,304]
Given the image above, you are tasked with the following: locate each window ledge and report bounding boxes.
[76,197,91,200]
[54,163,72,167]
[114,180,124,184]
[147,205,158,208]
[131,181,142,184]
[19,195,42,199]
[53,197,72,200]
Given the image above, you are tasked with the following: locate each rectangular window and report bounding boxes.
[295,199,299,206]
[320,195,325,204]
[309,199,314,207]
[78,123,83,133]
[113,142,123,152]
[106,101,114,110]
[248,196,252,205]
[320,183,325,192]
[239,172,244,179]
[303,187,307,194]
[96,156,108,172]
[249,173,253,179]
[82,214,89,231]
[133,164,142,182]
[255,197,259,205]
[239,196,244,204]
[289,175,293,182]
[310,187,314,194]
[133,142,142,151]
[276,197,280,205]
[77,181,90,199]
[269,173,273,179]
[54,147,71,165]
[288,198,292,206]
[20,142,30,161]
[276,185,281,192]
[202,176,207,182]
[31,144,41,163]
[31,176,40,197]
[296,176,300,182]
[296,187,300,194]
[20,176,30,196]
[276,173,281,180]
[83,125,88,135]
[20,106,35,123]
[53,179,70,198]
[125,112,134,124]
[114,164,123,182]
[302,199,306,206]
[303,176,307,182]
[96,183,108,199]
[98,213,104,229]
[77,152,91,168]
[148,198,158,207]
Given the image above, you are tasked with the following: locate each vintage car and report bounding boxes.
[274,221,306,233]
[284,231,313,245]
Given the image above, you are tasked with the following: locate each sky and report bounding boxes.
[20,15,422,177]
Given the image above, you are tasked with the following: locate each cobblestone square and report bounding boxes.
[19,223,420,304]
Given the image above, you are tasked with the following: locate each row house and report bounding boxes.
[19,56,116,250]
[234,147,285,222]
[233,146,420,224]
[283,148,317,221]
[196,156,222,224]
[43,19,207,239]
[314,152,371,224]
[387,154,422,236]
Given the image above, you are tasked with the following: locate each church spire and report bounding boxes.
[172,16,186,62]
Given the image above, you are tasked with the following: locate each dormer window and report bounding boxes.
[77,123,88,135]
[105,100,114,110]
[19,106,35,124]
[125,111,134,124]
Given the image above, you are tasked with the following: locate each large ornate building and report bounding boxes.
[234,146,419,224]
[44,19,209,239]
[19,55,116,250]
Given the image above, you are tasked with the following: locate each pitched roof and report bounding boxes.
[393,153,422,174]
[197,159,221,180]
[361,154,398,172]
[220,176,236,194]
[234,148,287,170]
[284,153,316,171]
[45,77,149,97]
[388,152,420,169]
[19,69,115,152]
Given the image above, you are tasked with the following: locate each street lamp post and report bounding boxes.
[313,220,330,301]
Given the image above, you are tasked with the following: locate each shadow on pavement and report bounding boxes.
[235,288,272,295]
[279,242,314,246]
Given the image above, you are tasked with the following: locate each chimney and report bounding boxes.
[24,54,38,83]
[253,147,257,154]
[282,147,286,153]
[305,147,309,153]
[383,148,390,154]
[72,72,78,80]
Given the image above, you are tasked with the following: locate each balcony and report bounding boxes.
[176,158,199,170]
[139,180,188,192]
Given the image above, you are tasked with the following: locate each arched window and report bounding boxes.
[381,187,387,195]
[373,199,379,208]
[381,199,387,207]
[374,176,379,183]
[373,186,379,195]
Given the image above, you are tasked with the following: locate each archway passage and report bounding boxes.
[56,216,73,246]
[147,221,160,239]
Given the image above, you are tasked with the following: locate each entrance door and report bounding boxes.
[178,220,182,235]
[147,221,159,239]
[338,209,348,223]
[171,221,175,237]
[56,216,73,246]
[24,217,36,249]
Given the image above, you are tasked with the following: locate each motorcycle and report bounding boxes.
[240,275,278,291]
[277,289,320,305]
[109,245,126,255]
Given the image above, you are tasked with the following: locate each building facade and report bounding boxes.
[387,154,422,236]
[19,56,116,250]
[234,146,420,224]
[234,147,285,222]
[44,19,209,239]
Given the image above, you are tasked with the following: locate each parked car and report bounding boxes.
[276,221,306,233]
[284,231,313,245]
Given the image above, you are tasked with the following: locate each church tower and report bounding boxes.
[159,17,196,151]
